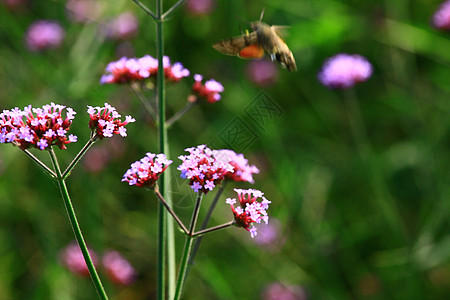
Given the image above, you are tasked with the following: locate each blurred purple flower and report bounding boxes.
[61,242,98,277]
[102,251,136,286]
[185,0,216,15]
[318,54,372,89]
[66,0,101,24]
[246,59,279,86]
[432,0,450,30]
[253,218,283,248]
[106,12,138,40]
[261,282,307,300]
[26,20,65,51]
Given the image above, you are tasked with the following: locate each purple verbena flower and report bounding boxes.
[215,149,259,183]
[177,145,233,194]
[105,12,139,40]
[191,74,224,103]
[226,188,271,238]
[0,103,77,150]
[102,251,136,286]
[318,54,372,89]
[185,0,216,15]
[246,59,278,86]
[122,152,172,188]
[26,20,65,51]
[87,103,135,139]
[60,242,98,277]
[432,0,450,30]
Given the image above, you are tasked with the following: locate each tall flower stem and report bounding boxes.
[63,136,96,180]
[188,182,227,267]
[48,147,108,300]
[174,192,203,300]
[22,149,56,179]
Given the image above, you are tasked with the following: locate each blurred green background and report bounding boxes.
[1,0,450,299]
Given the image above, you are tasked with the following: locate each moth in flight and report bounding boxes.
[213,10,297,71]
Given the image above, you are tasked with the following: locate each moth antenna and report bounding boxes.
[259,8,265,22]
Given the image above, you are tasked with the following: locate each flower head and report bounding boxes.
[105,12,139,40]
[87,103,135,139]
[185,0,216,15]
[122,152,172,188]
[26,20,65,51]
[60,242,98,277]
[318,54,372,89]
[262,282,307,300]
[66,0,101,23]
[226,188,271,238]
[190,74,224,103]
[432,0,450,30]
[102,251,136,286]
[215,149,259,183]
[0,103,77,150]
[177,145,234,194]
[100,55,190,84]
[246,59,278,86]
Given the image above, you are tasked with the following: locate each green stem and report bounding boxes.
[130,82,157,122]
[154,187,189,234]
[166,102,196,128]
[174,193,203,300]
[188,182,227,266]
[63,136,96,180]
[22,149,56,179]
[130,0,158,20]
[192,220,235,238]
[48,147,108,300]
[162,0,187,20]
[155,0,171,298]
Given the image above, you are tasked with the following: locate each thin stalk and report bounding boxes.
[166,102,195,128]
[48,147,108,300]
[162,0,187,20]
[154,186,188,234]
[130,83,157,122]
[192,220,235,238]
[63,136,96,180]
[130,0,158,20]
[22,149,56,179]
[174,193,203,300]
[155,0,171,298]
[188,182,227,266]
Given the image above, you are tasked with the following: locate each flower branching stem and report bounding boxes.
[63,136,96,180]
[48,147,108,300]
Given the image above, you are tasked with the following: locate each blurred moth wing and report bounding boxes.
[212,31,264,58]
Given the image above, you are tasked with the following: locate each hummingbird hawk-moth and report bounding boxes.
[213,11,297,71]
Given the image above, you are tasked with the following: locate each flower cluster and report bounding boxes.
[87,103,135,139]
[105,12,138,40]
[177,145,234,194]
[190,74,224,103]
[60,242,98,277]
[432,0,450,30]
[61,243,136,286]
[122,152,172,188]
[100,55,190,84]
[215,149,259,183]
[102,251,136,286]
[0,103,77,150]
[318,54,372,89]
[26,20,65,51]
[226,188,271,238]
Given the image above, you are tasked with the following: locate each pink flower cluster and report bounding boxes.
[177,145,234,194]
[122,152,172,188]
[26,20,65,51]
[215,149,259,183]
[100,55,190,84]
[226,188,271,238]
[191,74,224,103]
[102,251,136,285]
[432,0,450,30]
[87,103,135,139]
[61,243,136,286]
[318,54,372,89]
[0,103,77,150]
